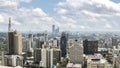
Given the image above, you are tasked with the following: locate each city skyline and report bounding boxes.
[0,0,120,32]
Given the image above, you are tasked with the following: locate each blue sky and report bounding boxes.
[1,0,120,32]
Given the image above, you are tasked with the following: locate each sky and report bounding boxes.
[1,0,120,32]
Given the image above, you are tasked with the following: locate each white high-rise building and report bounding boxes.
[40,48,61,68]
[69,40,83,64]
[41,49,47,67]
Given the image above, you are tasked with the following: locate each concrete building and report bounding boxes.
[51,48,61,66]
[14,32,22,55]
[49,38,60,48]
[86,54,111,68]
[40,48,61,68]
[35,38,44,48]
[0,65,22,68]
[4,55,23,67]
[22,38,29,52]
[69,40,83,64]
[34,48,41,64]
[114,57,120,68]
[67,63,82,68]
[112,36,120,47]
[1,48,5,66]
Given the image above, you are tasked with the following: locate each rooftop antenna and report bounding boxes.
[8,17,11,31]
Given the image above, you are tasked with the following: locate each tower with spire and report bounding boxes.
[8,17,22,55]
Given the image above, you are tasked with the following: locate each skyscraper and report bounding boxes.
[60,32,67,57]
[8,30,15,54]
[69,40,83,64]
[34,48,41,64]
[8,30,22,55]
[8,18,22,55]
[14,31,22,55]
[83,39,98,54]
[52,25,55,33]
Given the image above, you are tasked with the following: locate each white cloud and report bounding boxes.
[1,0,120,32]
[0,0,18,10]
[55,8,68,15]
[104,24,113,29]
[20,0,32,3]
[55,0,120,31]
[33,8,48,17]
[0,15,4,22]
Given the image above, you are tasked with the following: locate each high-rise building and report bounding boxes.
[53,38,59,48]
[60,32,67,57]
[51,49,61,66]
[34,48,41,64]
[52,25,55,33]
[8,30,15,55]
[14,32,22,55]
[40,48,61,68]
[1,48,5,65]
[83,39,98,54]
[52,25,59,34]
[35,38,44,48]
[112,36,120,47]
[8,30,22,55]
[69,40,83,64]
[8,18,22,55]
[41,49,47,67]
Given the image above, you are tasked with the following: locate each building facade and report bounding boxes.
[83,39,98,54]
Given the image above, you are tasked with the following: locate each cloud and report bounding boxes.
[33,8,48,17]
[1,0,120,32]
[55,0,120,31]
[104,24,113,29]
[0,15,4,22]
[20,0,32,3]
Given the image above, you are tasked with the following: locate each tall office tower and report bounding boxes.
[41,48,61,68]
[22,38,29,52]
[41,49,47,67]
[8,17,11,31]
[52,25,55,33]
[28,34,33,52]
[51,49,61,66]
[69,40,83,64]
[8,30,23,55]
[83,39,98,54]
[34,48,41,64]
[8,30,15,55]
[14,31,22,55]
[60,32,67,57]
